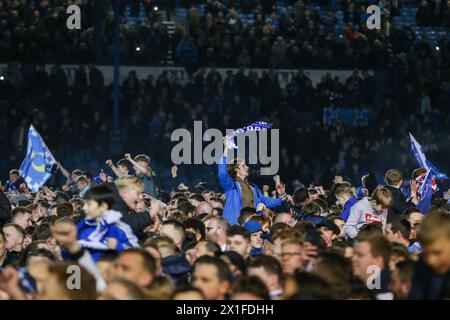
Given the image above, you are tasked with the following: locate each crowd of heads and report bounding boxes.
[416,0,450,27]
[1,149,450,300]
[1,0,450,301]
[2,57,450,190]
[1,1,449,69]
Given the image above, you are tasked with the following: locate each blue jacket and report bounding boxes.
[339,196,358,221]
[76,210,140,262]
[218,156,283,225]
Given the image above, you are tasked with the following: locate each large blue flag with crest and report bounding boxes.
[19,125,56,192]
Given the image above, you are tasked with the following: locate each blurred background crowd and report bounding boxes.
[1,0,450,192]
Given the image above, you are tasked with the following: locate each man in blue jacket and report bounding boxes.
[218,138,284,225]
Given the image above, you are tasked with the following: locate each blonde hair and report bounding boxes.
[371,186,393,208]
[134,154,150,164]
[146,275,175,300]
[114,176,144,191]
[335,185,354,199]
[418,211,450,246]
[385,169,403,186]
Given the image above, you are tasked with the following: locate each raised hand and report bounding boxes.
[256,202,267,212]
[276,182,286,196]
[410,180,420,205]
[106,238,118,250]
[171,165,178,178]
[273,175,281,185]
[105,159,113,167]
[43,186,55,200]
[282,194,293,204]
[333,175,343,184]
[99,171,107,182]
[149,197,161,221]
[314,186,325,195]
[444,188,450,200]
[0,266,26,300]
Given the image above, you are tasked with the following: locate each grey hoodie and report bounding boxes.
[344,197,388,239]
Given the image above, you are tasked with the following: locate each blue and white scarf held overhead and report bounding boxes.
[225,121,273,149]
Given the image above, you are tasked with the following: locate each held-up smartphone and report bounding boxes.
[0,267,37,294]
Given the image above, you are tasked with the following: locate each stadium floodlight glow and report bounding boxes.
[436,46,440,51]
[136,46,141,52]
[0,76,4,81]
[154,6,158,11]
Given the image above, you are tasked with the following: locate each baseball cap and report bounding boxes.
[243,221,263,234]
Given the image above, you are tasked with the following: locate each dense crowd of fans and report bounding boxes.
[2,52,450,190]
[1,138,450,300]
[1,0,450,301]
[176,0,398,70]
[0,0,170,64]
[2,0,450,68]
[416,0,450,27]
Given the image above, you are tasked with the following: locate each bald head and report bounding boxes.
[274,213,292,225]
[196,201,213,216]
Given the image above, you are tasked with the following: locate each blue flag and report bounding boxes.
[19,125,56,192]
[409,133,448,180]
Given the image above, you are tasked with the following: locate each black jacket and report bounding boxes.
[384,185,415,218]
[0,190,11,228]
[409,258,450,300]
[107,182,153,240]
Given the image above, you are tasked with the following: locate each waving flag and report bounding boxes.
[409,133,448,180]
[225,121,272,149]
[19,125,56,192]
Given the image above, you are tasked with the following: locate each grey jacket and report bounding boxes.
[344,197,387,239]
